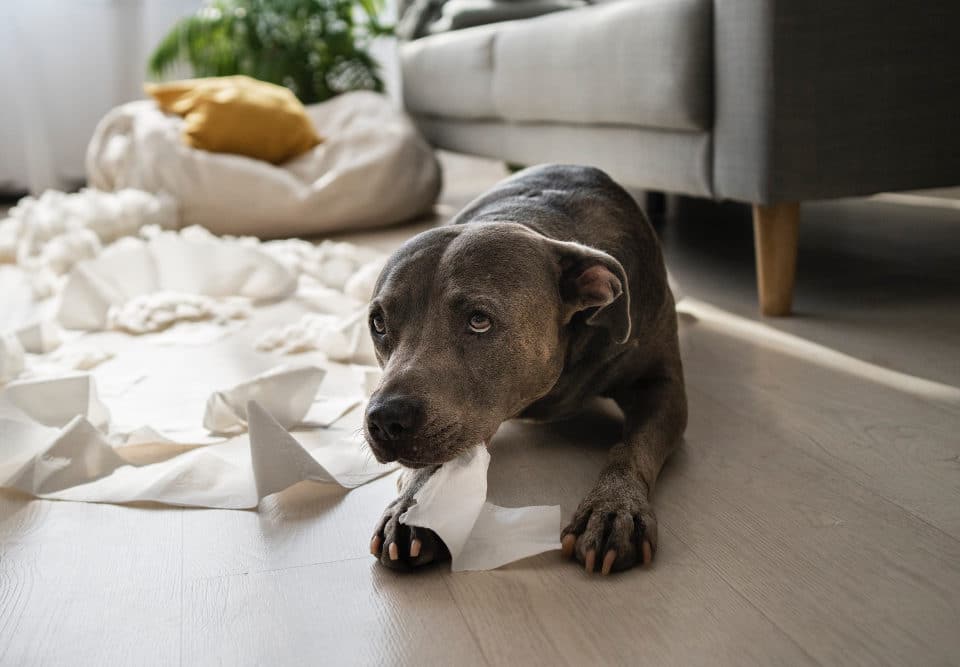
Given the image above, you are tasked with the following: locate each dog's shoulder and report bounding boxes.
[452,165,643,247]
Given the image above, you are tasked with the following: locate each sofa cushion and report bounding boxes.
[402,0,712,131]
[402,28,499,120]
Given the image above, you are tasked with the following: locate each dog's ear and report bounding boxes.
[549,240,632,344]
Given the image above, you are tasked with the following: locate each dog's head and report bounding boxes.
[363,222,630,467]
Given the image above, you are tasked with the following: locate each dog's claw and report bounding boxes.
[561,489,658,574]
[601,550,617,576]
[372,496,449,570]
[561,533,576,558]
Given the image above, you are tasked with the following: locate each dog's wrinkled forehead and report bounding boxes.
[439,223,556,291]
[373,226,454,308]
[374,223,557,311]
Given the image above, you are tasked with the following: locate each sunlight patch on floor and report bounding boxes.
[677,297,960,405]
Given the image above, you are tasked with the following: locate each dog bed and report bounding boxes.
[86,91,441,238]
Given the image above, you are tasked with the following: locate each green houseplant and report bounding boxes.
[148,0,392,105]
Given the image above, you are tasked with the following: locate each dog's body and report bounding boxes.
[365,164,687,574]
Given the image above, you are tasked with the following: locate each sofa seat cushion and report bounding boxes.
[402,0,712,132]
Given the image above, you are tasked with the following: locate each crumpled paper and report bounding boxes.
[246,400,393,497]
[0,188,177,268]
[401,446,561,571]
[0,188,178,300]
[57,229,296,331]
[259,238,383,291]
[0,366,560,569]
[1,201,559,569]
[106,291,250,334]
[255,310,375,364]
[15,319,63,353]
[4,373,110,430]
[203,366,327,435]
[0,363,393,507]
[0,333,25,383]
[0,399,395,508]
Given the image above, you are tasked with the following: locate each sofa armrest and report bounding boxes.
[713,0,960,203]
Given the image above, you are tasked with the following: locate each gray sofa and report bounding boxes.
[400,0,960,315]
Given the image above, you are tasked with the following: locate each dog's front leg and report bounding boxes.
[562,369,687,574]
[371,466,449,570]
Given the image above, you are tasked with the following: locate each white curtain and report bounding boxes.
[0,0,201,194]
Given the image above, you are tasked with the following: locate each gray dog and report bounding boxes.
[364,164,687,575]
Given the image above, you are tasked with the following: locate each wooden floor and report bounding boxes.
[2,155,959,666]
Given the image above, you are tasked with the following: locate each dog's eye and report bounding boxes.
[468,312,492,333]
[371,314,386,335]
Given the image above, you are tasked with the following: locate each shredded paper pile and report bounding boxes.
[0,188,559,571]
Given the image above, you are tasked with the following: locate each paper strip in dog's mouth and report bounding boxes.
[400,446,561,571]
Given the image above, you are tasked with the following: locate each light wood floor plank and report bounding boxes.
[654,386,960,666]
[0,493,183,666]
[181,474,400,580]
[680,318,960,538]
[440,546,817,666]
[181,557,489,667]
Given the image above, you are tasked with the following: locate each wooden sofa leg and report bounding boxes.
[752,202,800,316]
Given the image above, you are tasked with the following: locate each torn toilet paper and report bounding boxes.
[259,238,383,291]
[4,373,111,431]
[203,365,327,435]
[57,229,296,331]
[0,333,25,383]
[1,206,560,570]
[15,320,63,353]
[0,361,392,507]
[0,399,395,508]
[0,366,559,569]
[255,309,375,364]
[0,189,178,300]
[107,292,250,334]
[401,446,561,571]
[246,400,393,497]
[0,188,177,266]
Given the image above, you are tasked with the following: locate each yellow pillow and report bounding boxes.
[145,75,322,164]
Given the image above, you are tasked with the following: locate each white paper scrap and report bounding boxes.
[301,396,363,428]
[255,309,376,365]
[247,400,397,496]
[400,446,561,571]
[0,413,259,507]
[0,399,396,508]
[15,320,63,353]
[57,231,295,331]
[203,365,326,435]
[4,373,110,431]
[106,292,250,335]
[453,503,562,572]
[0,333,25,384]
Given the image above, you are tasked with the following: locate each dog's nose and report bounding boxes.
[366,395,426,442]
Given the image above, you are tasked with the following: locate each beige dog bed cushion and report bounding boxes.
[86,91,441,238]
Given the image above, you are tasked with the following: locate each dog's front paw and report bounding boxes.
[560,478,657,575]
[370,496,449,571]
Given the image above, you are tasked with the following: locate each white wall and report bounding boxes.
[0,0,201,194]
[0,0,401,195]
